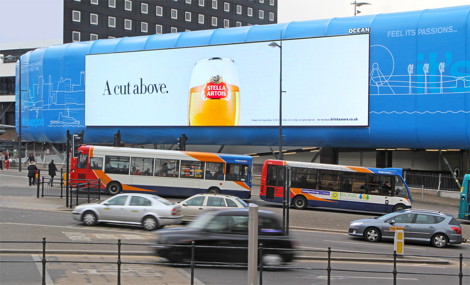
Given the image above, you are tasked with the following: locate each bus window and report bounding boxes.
[318,170,340,191]
[226,163,249,182]
[291,167,318,189]
[342,172,367,193]
[90,157,103,170]
[77,153,88,169]
[394,176,409,198]
[105,156,130,175]
[155,159,179,177]
[180,160,204,179]
[266,165,284,187]
[206,162,224,180]
[131,157,154,176]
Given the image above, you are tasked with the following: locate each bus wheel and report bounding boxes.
[392,204,406,212]
[292,195,307,210]
[106,181,122,195]
[207,187,220,194]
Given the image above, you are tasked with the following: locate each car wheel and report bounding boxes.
[392,204,406,212]
[106,181,122,195]
[292,195,307,210]
[142,216,159,231]
[431,233,449,248]
[82,211,97,226]
[364,227,381,242]
[207,187,220,194]
[261,254,284,267]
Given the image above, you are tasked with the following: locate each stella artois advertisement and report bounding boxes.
[85,34,369,127]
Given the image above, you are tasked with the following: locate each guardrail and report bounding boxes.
[0,238,468,285]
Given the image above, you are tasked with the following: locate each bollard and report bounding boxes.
[394,229,405,255]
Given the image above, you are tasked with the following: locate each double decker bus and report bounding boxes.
[260,159,412,213]
[69,145,252,199]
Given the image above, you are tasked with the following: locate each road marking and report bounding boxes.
[63,232,91,241]
[73,264,163,277]
[32,254,55,284]
[317,275,418,281]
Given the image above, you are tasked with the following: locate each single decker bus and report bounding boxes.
[69,145,252,199]
[260,159,412,213]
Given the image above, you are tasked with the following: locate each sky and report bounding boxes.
[278,0,470,22]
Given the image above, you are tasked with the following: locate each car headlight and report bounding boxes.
[350,222,363,227]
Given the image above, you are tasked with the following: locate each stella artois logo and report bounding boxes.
[203,75,230,100]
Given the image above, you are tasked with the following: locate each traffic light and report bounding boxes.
[177,134,188,151]
[72,131,84,157]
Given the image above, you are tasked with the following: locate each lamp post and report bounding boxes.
[351,1,371,16]
[268,40,283,161]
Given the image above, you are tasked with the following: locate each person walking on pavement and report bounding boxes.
[48,160,58,186]
[27,161,38,186]
[26,153,35,164]
[4,151,10,169]
[0,151,3,170]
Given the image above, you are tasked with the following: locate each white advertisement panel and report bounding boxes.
[85,34,369,127]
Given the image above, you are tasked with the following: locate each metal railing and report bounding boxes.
[0,238,468,285]
[403,170,462,191]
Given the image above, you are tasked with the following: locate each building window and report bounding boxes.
[236,5,242,14]
[198,14,204,24]
[270,0,275,6]
[72,10,81,22]
[269,12,274,21]
[199,0,204,7]
[224,19,229,28]
[211,16,217,26]
[108,0,116,8]
[141,22,148,33]
[185,11,191,22]
[186,0,191,3]
[224,2,230,12]
[259,0,264,3]
[90,33,98,40]
[141,3,148,14]
[125,19,132,30]
[236,21,242,27]
[156,24,162,34]
[212,0,217,9]
[247,7,253,17]
[156,6,163,16]
[259,10,264,19]
[108,16,116,28]
[91,0,99,5]
[125,0,132,11]
[171,9,178,19]
[72,31,80,42]
[90,13,98,25]
[171,27,178,33]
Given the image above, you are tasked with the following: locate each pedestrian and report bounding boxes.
[26,153,35,164]
[0,151,3,170]
[48,159,58,186]
[4,151,10,169]
[27,161,38,186]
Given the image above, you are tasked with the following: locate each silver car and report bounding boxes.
[178,193,248,222]
[348,209,466,248]
[72,193,183,231]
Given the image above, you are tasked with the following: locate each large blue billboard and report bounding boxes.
[16,6,470,149]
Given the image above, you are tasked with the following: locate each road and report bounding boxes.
[1,169,469,284]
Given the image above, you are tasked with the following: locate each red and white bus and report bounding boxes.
[69,145,252,199]
[259,159,412,213]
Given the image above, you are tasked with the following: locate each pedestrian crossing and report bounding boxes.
[63,231,152,241]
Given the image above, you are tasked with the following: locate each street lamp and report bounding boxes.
[268,40,283,161]
[351,1,371,16]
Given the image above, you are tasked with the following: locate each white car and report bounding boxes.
[72,193,182,231]
[178,193,249,222]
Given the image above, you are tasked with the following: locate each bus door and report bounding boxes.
[459,175,470,220]
[266,164,285,200]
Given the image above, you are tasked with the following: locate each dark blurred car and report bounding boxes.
[154,208,296,266]
[348,209,466,248]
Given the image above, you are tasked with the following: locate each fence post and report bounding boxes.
[42,237,46,285]
[259,243,263,285]
[117,239,121,285]
[41,176,45,197]
[60,172,64,198]
[459,253,463,285]
[87,181,91,203]
[327,247,331,285]
[393,250,397,285]
[438,173,442,191]
[75,184,79,207]
[190,241,195,285]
